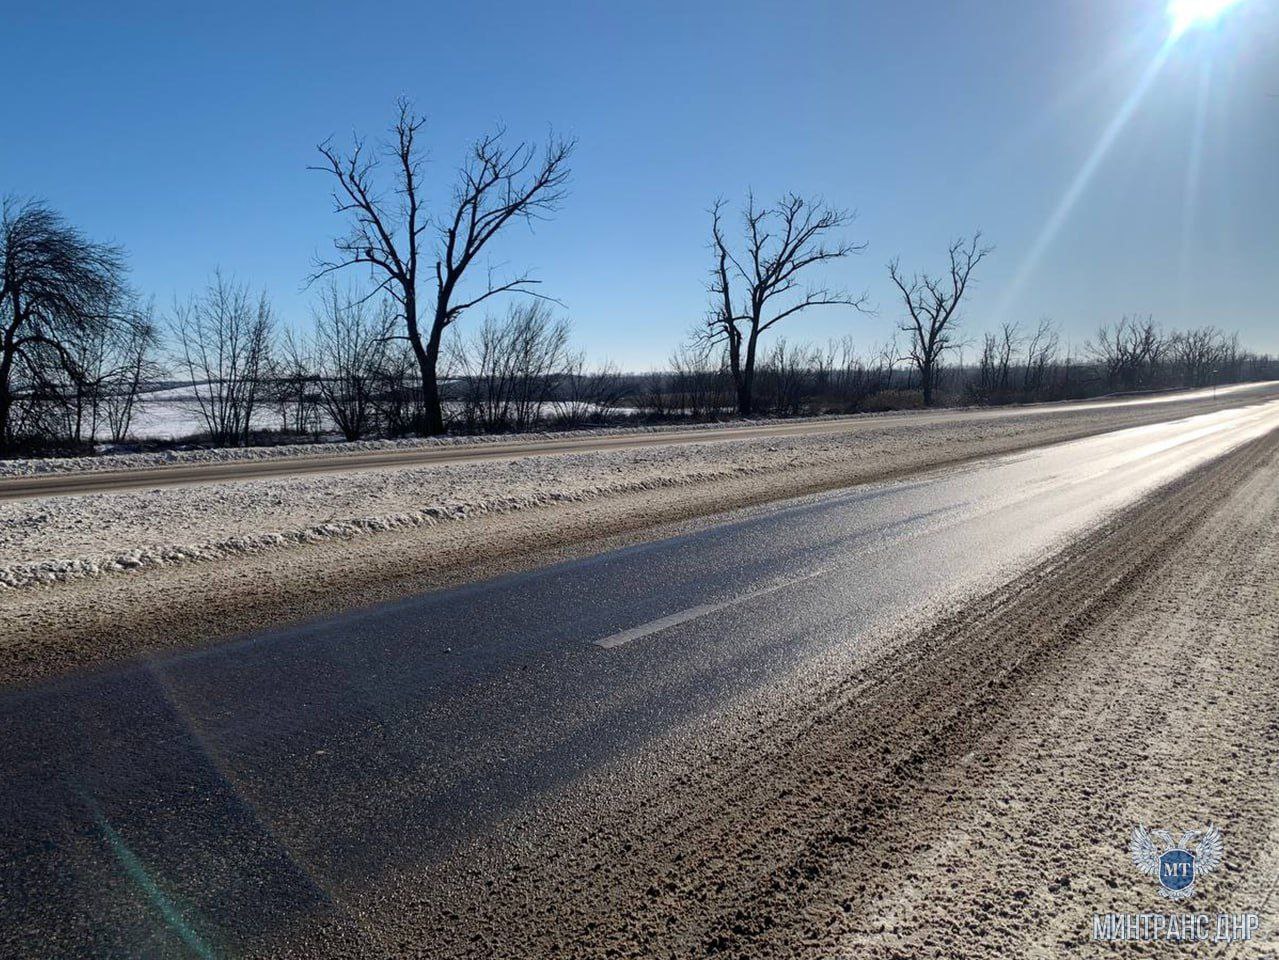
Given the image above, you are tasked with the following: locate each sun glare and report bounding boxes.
[1169,0,1246,38]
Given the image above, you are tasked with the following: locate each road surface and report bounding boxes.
[0,381,1273,500]
[1,395,1277,957]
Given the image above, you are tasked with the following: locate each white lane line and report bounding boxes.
[592,568,829,649]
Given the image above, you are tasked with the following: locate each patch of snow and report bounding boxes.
[0,413,866,476]
[0,428,920,589]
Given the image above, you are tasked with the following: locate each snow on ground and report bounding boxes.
[0,422,983,589]
[9,381,1271,477]
[0,413,850,477]
[5,386,1274,593]
[127,394,278,441]
[76,377,637,446]
[124,392,626,443]
[101,383,286,441]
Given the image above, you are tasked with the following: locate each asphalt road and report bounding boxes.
[2,394,1277,958]
[0,381,1274,500]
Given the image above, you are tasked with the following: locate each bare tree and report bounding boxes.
[310,284,396,440]
[975,321,1021,401]
[826,335,887,408]
[888,233,991,406]
[269,329,320,435]
[110,304,162,442]
[704,193,868,416]
[0,197,127,452]
[372,342,428,437]
[1022,318,1060,395]
[169,272,275,446]
[645,341,731,419]
[1170,325,1232,388]
[447,302,575,432]
[1087,315,1166,391]
[61,296,161,443]
[312,99,574,436]
[559,356,627,425]
[872,335,900,395]
[756,338,826,416]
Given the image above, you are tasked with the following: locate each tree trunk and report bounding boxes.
[738,329,760,416]
[419,318,446,436]
[0,310,19,454]
[0,382,11,454]
[404,289,447,437]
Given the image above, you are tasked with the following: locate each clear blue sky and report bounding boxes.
[3,0,1276,367]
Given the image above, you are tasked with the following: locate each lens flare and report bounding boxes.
[1169,0,1246,39]
[992,40,1174,325]
[994,0,1242,326]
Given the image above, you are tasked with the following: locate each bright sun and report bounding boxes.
[1168,0,1246,38]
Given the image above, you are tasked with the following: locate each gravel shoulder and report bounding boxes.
[2,390,1276,687]
[289,428,1279,959]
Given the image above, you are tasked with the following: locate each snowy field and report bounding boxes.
[121,387,627,443]
[126,387,280,440]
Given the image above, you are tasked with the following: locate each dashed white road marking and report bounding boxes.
[592,568,829,649]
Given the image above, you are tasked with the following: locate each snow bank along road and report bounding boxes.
[1,397,1278,957]
[0,381,1273,499]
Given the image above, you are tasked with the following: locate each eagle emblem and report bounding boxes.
[1130,825,1224,900]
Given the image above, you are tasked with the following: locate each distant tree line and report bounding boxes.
[3,98,1277,455]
